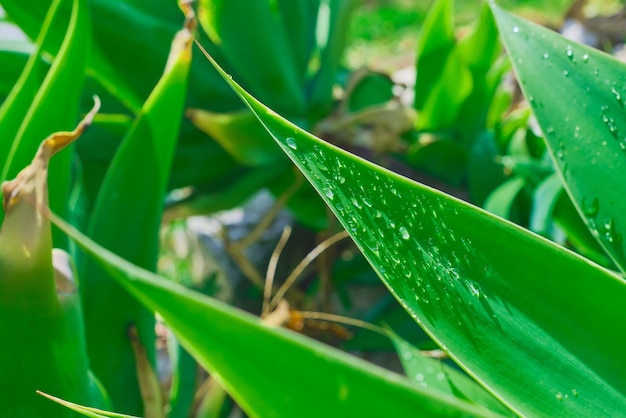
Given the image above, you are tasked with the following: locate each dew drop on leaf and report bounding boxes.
[286,137,297,149]
[581,196,600,218]
[399,226,410,240]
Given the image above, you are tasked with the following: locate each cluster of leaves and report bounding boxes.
[1,0,625,416]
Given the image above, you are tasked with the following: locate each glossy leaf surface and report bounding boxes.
[200,45,626,417]
[389,332,513,417]
[491,4,626,272]
[51,215,495,418]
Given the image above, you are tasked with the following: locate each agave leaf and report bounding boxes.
[0,97,101,417]
[38,391,138,418]
[388,331,514,417]
[0,0,88,243]
[79,18,193,414]
[197,0,305,115]
[198,43,626,416]
[490,3,626,272]
[49,211,498,418]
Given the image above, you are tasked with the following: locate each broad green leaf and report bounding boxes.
[483,176,525,219]
[200,46,626,417]
[455,3,502,141]
[79,25,192,414]
[197,0,305,115]
[49,213,496,418]
[276,0,319,86]
[389,332,514,417]
[308,0,359,114]
[414,0,455,111]
[530,172,562,234]
[418,46,473,131]
[187,108,286,166]
[0,0,87,240]
[166,334,197,418]
[347,72,395,113]
[0,97,102,418]
[491,4,626,272]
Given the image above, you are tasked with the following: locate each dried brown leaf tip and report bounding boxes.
[1,96,101,215]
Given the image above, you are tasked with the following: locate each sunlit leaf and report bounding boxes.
[199,43,626,417]
[491,3,626,272]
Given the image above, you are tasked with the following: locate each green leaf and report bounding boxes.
[490,4,626,272]
[483,176,525,219]
[276,0,319,86]
[0,0,87,242]
[418,47,473,131]
[50,212,495,418]
[197,0,305,115]
[389,331,514,417]
[38,391,138,418]
[530,172,562,234]
[200,45,626,416]
[0,93,102,417]
[79,25,192,414]
[414,0,455,111]
[308,0,359,114]
[187,108,286,166]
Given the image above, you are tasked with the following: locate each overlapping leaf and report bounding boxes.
[50,211,495,418]
[199,45,626,417]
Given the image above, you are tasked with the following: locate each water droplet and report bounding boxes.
[571,388,578,397]
[555,147,565,161]
[513,26,519,33]
[563,70,569,77]
[286,137,297,149]
[415,373,425,382]
[602,218,622,245]
[542,52,550,60]
[469,282,481,297]
[555,392,564,401]
[365,239,379,252]
[362,197,373,207]
[436,372,445,381]
[399,226,410,240]
[581,197,599,218]
[322,187,334,199]
[593,67,599,76]
[582,54,589,63]
[611,87,622,105]
[351,197,362,209]
[566,45,574,60]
